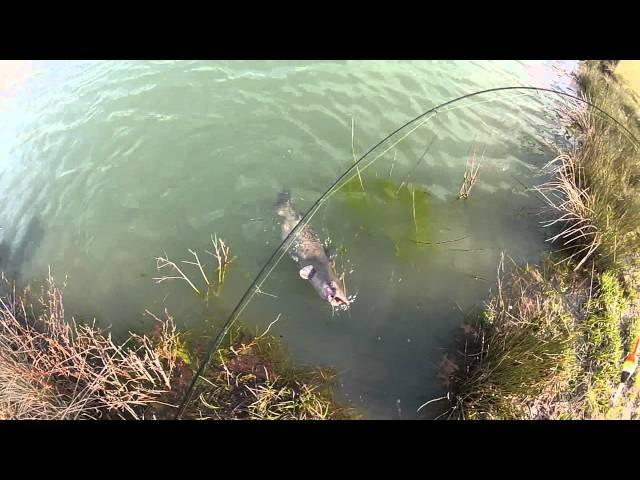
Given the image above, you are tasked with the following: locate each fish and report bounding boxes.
[275,190,349,308]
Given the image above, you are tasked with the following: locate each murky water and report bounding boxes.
[0,60,578,419]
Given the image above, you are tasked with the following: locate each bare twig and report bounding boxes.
[183,249,210,287]
[154,236,234,298]
[458,147,484,199]
[154,253,201,295]
[206,234,235,289]
[413,235,469,246]
[257,314,282,339]
[417,394,449,413]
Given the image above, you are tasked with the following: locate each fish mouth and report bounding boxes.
[327,292,349,307]
[323,284,349,308]
[329,297,349,307]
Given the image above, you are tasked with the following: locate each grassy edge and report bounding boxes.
[442,60,640,420]
[0,272,355,420]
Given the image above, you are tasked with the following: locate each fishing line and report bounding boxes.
[396,134,436,194]
[174,85,640,419]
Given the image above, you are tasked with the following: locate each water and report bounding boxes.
[0,60,578,419]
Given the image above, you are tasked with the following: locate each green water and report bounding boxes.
[0,60,578,418]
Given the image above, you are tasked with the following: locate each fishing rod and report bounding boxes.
[612,337,640,407]
[395,133,436,194]
[174,85,640,419]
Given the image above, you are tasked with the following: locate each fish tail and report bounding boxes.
[275,190,292,217]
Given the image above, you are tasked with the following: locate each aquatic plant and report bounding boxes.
[153,233,235,298]
[338,175,432,260]
[458,148,484,199]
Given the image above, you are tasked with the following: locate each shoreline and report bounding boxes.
[443,60,640,420]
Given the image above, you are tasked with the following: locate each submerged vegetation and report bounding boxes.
[338,174,432,261]
[178,326,353,420]
[457,147,483,200]
[443,60,640,420]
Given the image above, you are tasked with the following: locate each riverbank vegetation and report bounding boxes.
[176,326,353,420]
[442,60,640,419]
[0,246,351,419]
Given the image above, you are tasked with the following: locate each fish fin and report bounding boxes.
[299,265,315,280]
[325,245,337,262]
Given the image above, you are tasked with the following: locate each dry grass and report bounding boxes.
[0,270,179,420]
[154,234,235,298]
[0,231,349,420]
[536,61,640,272]
[535,152,601,270]
[0,267,351,420]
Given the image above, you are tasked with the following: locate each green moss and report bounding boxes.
[580,272,627,415]
[174,337,194,366]
[337,175,433,261]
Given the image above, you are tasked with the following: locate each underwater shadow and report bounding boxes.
[0,215,46,279]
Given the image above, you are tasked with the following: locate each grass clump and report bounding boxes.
[537,61,640,271]
[580,271,627,414]
[447,257,639,419]
[0,271,179,420]
[448,257,581,420]
[179,326,354,420]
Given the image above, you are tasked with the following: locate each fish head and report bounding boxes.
[299,264,349,308]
